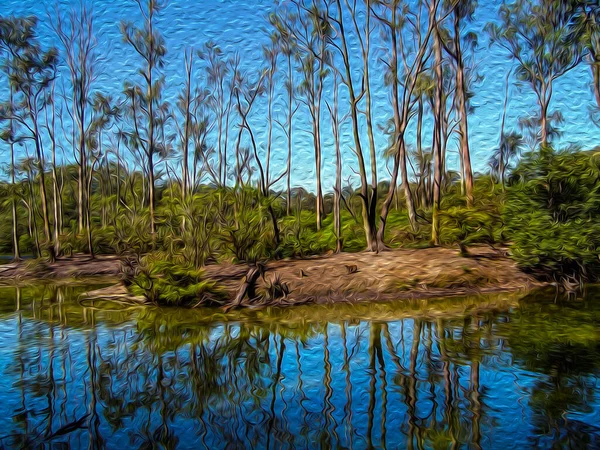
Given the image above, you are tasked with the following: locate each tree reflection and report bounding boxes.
[0,286,599,448]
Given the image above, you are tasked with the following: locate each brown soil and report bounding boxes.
[0,247,543,306]
[205,246,542,305]
[0,255,122,282]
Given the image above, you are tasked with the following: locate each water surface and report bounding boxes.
[0,284,599,449]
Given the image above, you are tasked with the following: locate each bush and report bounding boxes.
[122,253,226,307]
[504,148,600,281]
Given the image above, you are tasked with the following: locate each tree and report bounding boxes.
[0,17,25,260]
[275,26,300,216]
[52,2,99,240]
[372,0,441,247]
[273,1,330,230]
[571,1,600,110]
[443,0,477,206]
[0,16,58,258]
[121,0,168,238]
[175,49,194,202]
[431,1,445,246]
[326,71,344,252]
[487,0,583,147]
[321,0,379,250]
[198,42,232,187]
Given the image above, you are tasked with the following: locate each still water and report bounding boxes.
[0,284,598,449]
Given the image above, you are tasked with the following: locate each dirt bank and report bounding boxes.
[2,247,543,306]
[204,246,543,305]
[0,255,122,282]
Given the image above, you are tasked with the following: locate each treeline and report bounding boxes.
[1,1,599,281]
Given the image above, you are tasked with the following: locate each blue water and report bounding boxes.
[0,284,598,449]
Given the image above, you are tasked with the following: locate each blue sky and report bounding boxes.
[1,0,598,193]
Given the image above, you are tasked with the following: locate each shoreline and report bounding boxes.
[0,246,545,307]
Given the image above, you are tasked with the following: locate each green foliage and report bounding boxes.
[123,253,226,307]
[504,148,600,281]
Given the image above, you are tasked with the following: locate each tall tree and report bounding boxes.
[431,1,445,246]
[175,49,194,202]
[121,0,168,238]
[488,0,582,147]
[444,0,477,206]
[0,17,25,260]
[326,71,344,253]
[319,0,379,250]
[199,42,231,187]
[0,16,58,257]
[273,1,329,230]
[52,2,98,239]
[571,1,600,110]
[277,27,299,216]
[373,0,440,247]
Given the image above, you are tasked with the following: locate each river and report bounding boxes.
[0,283,598,449]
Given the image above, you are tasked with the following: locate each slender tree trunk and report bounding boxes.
[148,4,157,239]
[330,74,343,253]
[48,86,61,257]
[432,21,444,246]
[335,0,377,251]
[454,13,473,206]
[31,118,53,256]
[592,59,600,109]
[499,69,511,188]
[539,84,550,147]
[363,0,379,250]
[26,171,41,258]
[9,88,21,261]
[286,54,294,217]
[78,124,85,234]
[86,160,95,258]
[182,50,192,202]
[417,98,427,208]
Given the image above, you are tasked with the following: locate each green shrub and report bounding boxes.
[504,148,600,281]
[122,254,226,307]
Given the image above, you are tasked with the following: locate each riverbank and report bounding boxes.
[0,247,544,306]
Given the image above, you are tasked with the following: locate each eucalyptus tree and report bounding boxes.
[52,2,98,237]
[570,1,600,110]
[487,0,583,147]
[0,16,58,257]
[121,0,168,238]
[490,68,523,187]
[326,71,344,252]
[0,84,21,260]
[43,82,62,256]
[431,0,445,246]
[271,0,329,230]
[175,49,194,201]
[234,67,283,245]
[19,155,41,257]
[198,42,232,187]
[86,93,119,256]
[372,0,441,247]
[443,0,477,206]
[263,39,280,194]
[0,16,25,260]
[273,25,300,216]
[315,0,378,250]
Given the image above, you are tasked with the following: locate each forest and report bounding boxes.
[1,0,600,305]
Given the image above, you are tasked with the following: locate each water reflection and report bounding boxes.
[0,285,599,448]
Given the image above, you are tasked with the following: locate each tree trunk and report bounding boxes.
[287,54,293,217]
[431,22,444,246]
[9,88,21,261]
[335,0,377,251]
[591,55,600,109]
[454,13,474,206]
[32,117,52,255]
